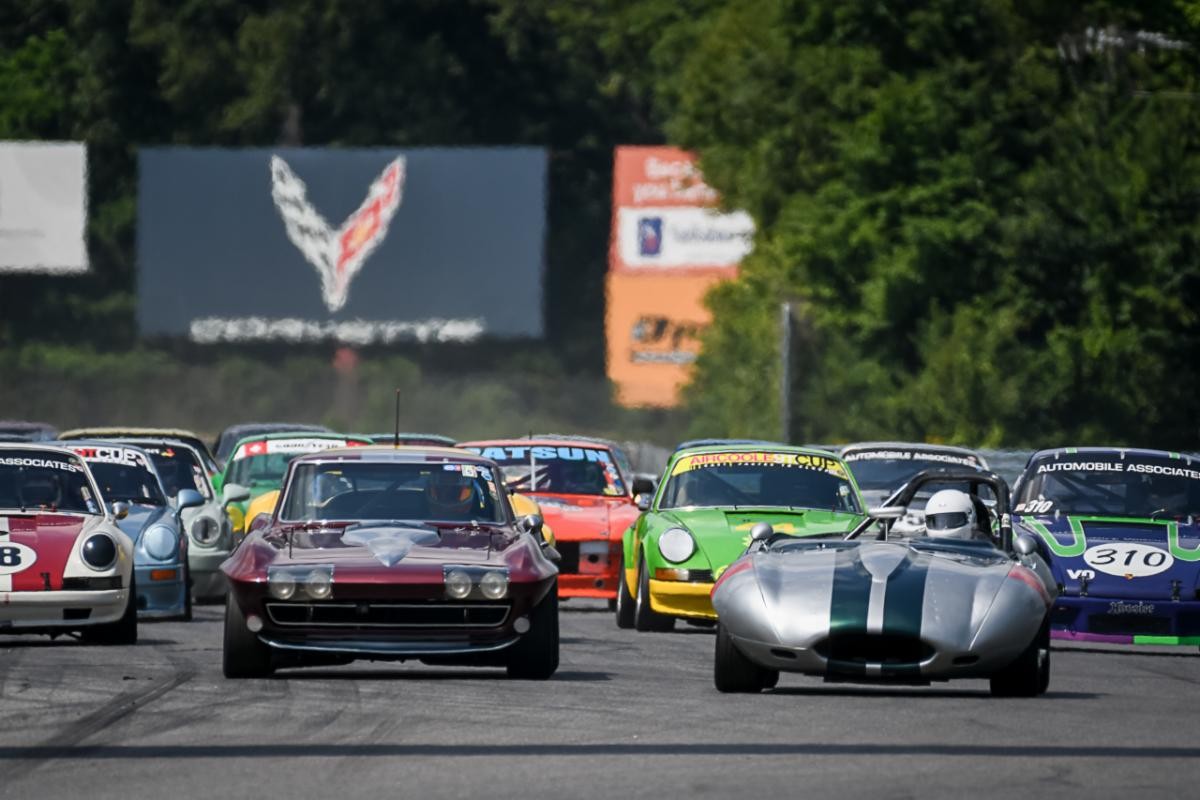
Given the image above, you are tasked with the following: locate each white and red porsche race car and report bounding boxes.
[0,444,138,643]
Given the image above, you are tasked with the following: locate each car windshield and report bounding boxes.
[1017,454,1200,519]
[466,445,626,496]
[70,447,167,506]
[659,451,861,513]
[0,450,100,514]
[281,461,509,523]
[225,438,367,489]
[844,450,983,491]
[136,445,212,500]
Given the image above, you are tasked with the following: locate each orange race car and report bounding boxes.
[461,437,651,604]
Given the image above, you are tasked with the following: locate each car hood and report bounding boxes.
[718,539,1022,648]
[115,504,173,542]
[527,494,638,540]
[662,507,860,573]
[261,523,517,573]
[1018,514,1200,599]
[0,512,102,591]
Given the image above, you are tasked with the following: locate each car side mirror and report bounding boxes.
[631,477,656,497]
[176,489,205,512]
[110,501,129,521]
[750,522,774,542]
[869,506,907,520]
[248,513,272,535]
[1014,533,1038,556]
[635,494,652,512]
[520,514,544,536]
[223,483,251,505]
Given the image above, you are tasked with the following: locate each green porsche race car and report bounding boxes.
[615,444,868,631]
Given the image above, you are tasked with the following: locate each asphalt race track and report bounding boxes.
[0,600,1197,800]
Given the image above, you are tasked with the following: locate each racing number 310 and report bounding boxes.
[1089,548,1167,568]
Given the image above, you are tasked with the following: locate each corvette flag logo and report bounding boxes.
[269,155,406,312]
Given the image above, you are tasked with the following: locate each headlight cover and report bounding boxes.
[190,516,220,546]
[143,524,178,561]
[479,570,509,600]
[658,527,696,563]
[267,564,334,600]
[444,568,472,599]
[81,534,118,570]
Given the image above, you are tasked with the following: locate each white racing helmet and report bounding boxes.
[924,489,976,539]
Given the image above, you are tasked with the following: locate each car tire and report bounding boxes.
[81,575,139,646]
[990,620,1049,697]
[223,590,273,678]
[634,555,675,633]
[714,622,769,693]
[506,583,560,680]
[180,564,194,622]
[614,553,636,629]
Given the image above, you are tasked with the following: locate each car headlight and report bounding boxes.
[268,569,296,600]
[445,568,472,599]
[479,570,509,600]
[304,568,333,600]
[658,528,696,563]
[190,516,220,545]
[143,525,178,561]
[81,534,118,570]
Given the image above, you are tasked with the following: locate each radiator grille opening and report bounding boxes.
[814,634,934,665]
[265,602,509,629]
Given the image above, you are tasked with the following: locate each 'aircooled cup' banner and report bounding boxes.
[137,148,547,342]
[0,142,89,274]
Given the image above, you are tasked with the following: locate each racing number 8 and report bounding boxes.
[0,546,22,567]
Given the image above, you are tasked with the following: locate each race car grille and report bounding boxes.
[1087,614,1171,636]
[265,602,510,629]
[814,634,935,666]
[557,542,580,573]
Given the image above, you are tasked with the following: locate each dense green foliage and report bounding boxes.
[4,1,1199,448]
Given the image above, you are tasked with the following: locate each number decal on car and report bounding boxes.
[1083,543,1173,578]
[0,542,37,575]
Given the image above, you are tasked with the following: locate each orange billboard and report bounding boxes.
[606,147,752,407]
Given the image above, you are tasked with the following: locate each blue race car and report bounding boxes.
[1012,447,1200,647]
[65,442,204,620]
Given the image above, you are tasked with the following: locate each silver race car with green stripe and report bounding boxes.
[712,469,1057,695]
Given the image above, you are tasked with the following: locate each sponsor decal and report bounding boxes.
[270,155,406,313]
[629,315,704,365]
[189,316,484,345]
[616,206,754,269]
[1067,568,1096,581]
[671,451,848,480]
[233,438,365,460]
[472,446,613,464]
[1036,460,1200,481]
[843,449,980,467]
[1083,542,1174,578]
[1109,600,1155,615]
[0,456,82,472]
[70,446,150,470]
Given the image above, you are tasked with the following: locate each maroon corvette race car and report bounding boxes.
[221,446,560,678]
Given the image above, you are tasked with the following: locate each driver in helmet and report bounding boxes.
[426,469,478,520]
[923,489,979,539]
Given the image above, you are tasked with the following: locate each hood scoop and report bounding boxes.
[341,525,441,567]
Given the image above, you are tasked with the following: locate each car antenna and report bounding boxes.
[393,388,401,449]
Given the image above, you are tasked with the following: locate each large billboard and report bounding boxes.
[137,147,547,343]
[606,147,753,406]
[0,142,88,274]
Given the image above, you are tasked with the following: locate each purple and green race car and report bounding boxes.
[1013,447,1200,647]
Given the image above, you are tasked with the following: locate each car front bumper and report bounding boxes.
[1050,595,1200,645]
[556,539,621,599]
[0,588,129,630]
[134,564,187,618]
[648,578,716,620]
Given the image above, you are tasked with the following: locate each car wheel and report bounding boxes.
[81,575,138,646]
[223,590,273,678]
[714,622,769,693]
[180,564,194,622]
[634,555,675,632]
[506,582,560,680]
[990,620,1048,697]
[614,552,636,629]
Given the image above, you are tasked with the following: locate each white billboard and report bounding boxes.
[0,142,88,273]
[615,205,754,269]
